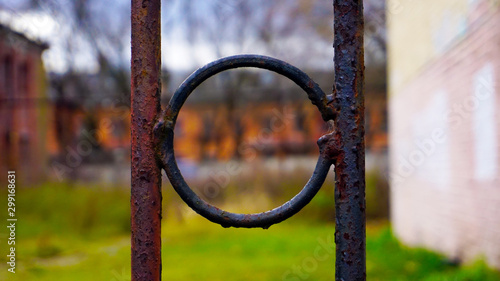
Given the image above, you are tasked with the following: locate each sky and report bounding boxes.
[0,0,216,73]
[0,9,100,73]
[0,0,340,74]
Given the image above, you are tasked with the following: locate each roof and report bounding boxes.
[0,23,49,51]
[165,65,386,105]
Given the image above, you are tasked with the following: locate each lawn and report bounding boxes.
[0,183,499,281]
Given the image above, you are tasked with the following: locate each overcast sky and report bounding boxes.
[0,0,347,74]
[0,0,215,73]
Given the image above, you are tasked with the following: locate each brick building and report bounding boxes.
[0,25,48,183]
[389,0,500,268]
[0,22,387,182]
[169,67,387,162]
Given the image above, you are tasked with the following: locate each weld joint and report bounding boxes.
[318,131,342,164]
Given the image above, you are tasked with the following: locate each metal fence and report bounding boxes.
[130,0,365,280]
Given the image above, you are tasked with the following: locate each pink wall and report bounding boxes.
[390,9,500,268]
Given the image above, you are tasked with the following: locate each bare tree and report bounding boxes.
[164,0,385,159]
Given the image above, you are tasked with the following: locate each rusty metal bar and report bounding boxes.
[332,0,366,280]
[131,0,162,280]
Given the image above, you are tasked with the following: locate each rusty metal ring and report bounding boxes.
[156,54,335,228]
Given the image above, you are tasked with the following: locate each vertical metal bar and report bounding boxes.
[131,0,162,280]
[333,0,366,280]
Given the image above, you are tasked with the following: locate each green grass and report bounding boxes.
[0,183,499,281]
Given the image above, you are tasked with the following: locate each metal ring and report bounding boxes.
[156,55,335,228]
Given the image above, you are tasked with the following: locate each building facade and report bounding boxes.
[0,25,48,183]
[169,67,387,162]
[388,0,500,268]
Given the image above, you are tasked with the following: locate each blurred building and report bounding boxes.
[364,66,388,154]
[170,67,387,162]
[46,71,131,181]
[44,65,386,183]
[389,0,500,269]
[0,24,48,183]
